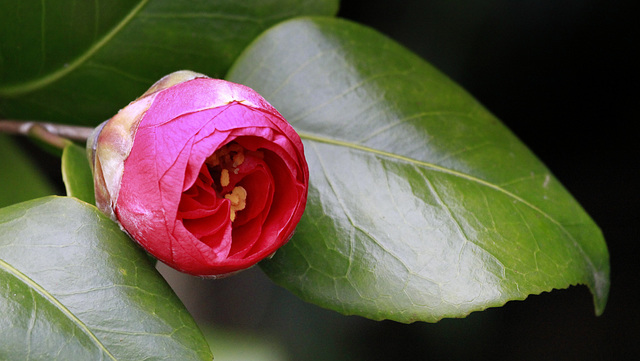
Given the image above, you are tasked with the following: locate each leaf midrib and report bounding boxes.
[0,258,117,360]
[0,0,150,96]
[300,131,541,212]
[298,131,595,271]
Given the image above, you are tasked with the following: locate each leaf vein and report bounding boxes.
[268,48,341,99]
[418,167,474,274]
[0,259,117,360]
[300,132,596,274]
[357,111,472,144]
[0,0,151,96]
[303,132,557,226]
[310,142,413,275]
[138,12,261,24]
[289,69,412,124]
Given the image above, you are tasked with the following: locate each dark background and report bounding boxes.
[14,0,636,359]
[337,1,636,360]
[159,1,637,360]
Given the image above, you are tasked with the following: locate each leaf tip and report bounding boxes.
[591,268,610,316]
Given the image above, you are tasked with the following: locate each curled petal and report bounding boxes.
[91,70,309,277]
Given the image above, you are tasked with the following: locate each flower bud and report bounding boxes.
[89,71,309,277]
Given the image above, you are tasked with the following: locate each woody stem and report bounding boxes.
[0,119,95,149]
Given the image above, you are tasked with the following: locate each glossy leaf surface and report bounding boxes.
[0,0,338,125]
[62,142,96,204]
[227,17,610,322]
[0,197,212,360]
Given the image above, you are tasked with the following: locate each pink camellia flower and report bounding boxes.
[88,70,309,277]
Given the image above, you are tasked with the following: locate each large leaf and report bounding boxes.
[0,196,212,360]
[0,0,338,125]
[227,17,610,323]
[0,134,56,208]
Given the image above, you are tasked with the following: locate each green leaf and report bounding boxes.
[0,134,56,208]
[0,196,212,360]
[62,142,96,205]
[0,0,338,125]
[227,17,610,323]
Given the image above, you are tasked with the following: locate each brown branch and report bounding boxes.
[0,119,95,149]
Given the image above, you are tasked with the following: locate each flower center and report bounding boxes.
[205,142,253,222]
[225,186,247,222]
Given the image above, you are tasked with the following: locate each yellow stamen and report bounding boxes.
[220,169,230,187]
[205,153,220,167]
[232,152,245,167]
[206,144,232,167]
[225,186,247,222]
[205,142,254,222]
